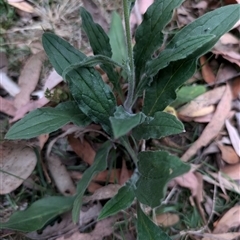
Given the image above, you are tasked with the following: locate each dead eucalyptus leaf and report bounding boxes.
[0,142,37,194]
[7,0,34,13]
[181,84,232,161]
[221,163,240,180]
[156,213,179,227]
[225,119,240,157]
[178,86,225,118]
[46,154,76,196]
[14,51,46,109]
[200,56,216,84]
[213,205,240,233]
[202,232,240,240]
[217,143,239,164]
[0,97,16,116]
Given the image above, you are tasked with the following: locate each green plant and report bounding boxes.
[3,0,240,238]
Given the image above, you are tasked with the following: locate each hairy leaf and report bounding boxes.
[108,11,127,64]
[5,101,90,139]
[66,68,116,134]
[137,204,171,240]
[0,196,74,232]
[72,141,112,223]
[135,151,190,207]
[146,35,215,77]
[98,176,137,220]
[132,112,184,140]
[42,33,86,76]
[110,106,146,139]
[62,55,125,80]
[134,0,183,84]
[143,59,196,116]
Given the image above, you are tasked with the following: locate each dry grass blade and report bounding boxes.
[181,84,232,161]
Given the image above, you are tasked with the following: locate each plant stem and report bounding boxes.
[123,0,135,112]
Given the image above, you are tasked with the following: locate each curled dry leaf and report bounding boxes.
[213,205,240,233]
[178,85,225,118]
[217,143,239,164]
[14,51,46,109]
[181,84,232,161]
[0,141,37,194]
[202,232,240,240]
[46,154,76,196]
[225,119,240,157]
[200,56,216,84]
[0,97,16,117]
[68,135,95,165]
[156,213,179,227]
[221,163,240,180]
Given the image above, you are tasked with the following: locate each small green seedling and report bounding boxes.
[4,0,240,238]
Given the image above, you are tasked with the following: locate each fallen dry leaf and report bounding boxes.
[119,159,131,185]
[225,119,240,157]
[0,97,16,116]
[56,216,117,240]
[181,84,232,161]
[217,143,239,164]
[7,0,34,13]
[178,86,225,118]
[220,33,239,45]
[200,56,216,84]
[230,77,240,99]
[213,205,240,233]
[38,134,49,150]
[0,141,37,194]
[203,172,240,194]
[156,213,179,227]
[14,51,46,109]
[68,135,95,165]
[215,64,238,84]
[221,163,240,180]
[202,232,240,240]
[46,154,76,196]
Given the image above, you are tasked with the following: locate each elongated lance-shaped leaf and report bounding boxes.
[98,171,138,220]
[80,7,121,92]
[62,55,125,80]
[110,106,146,139]
[80,7,112,57]
[137,203,171,240]
[143,58,196,116]
[135,151,190,207]
[133,0,183,84]
[0,196,74,232]
[42,31,116,133]
[132,111,184,140]
[108,11,128,64]
[5,101,91,140]
[66,67,116,134]
[72,141,112,223]
[42,33,86,76]
[146,34,215,77]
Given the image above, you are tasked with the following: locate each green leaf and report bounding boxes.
[132,112,184,140]
[42,33,86,76]
[0,196,74,232]
[5,101,90,139]
[98,173,138,220]
[135,151,190,207]
[146,34,215,77]
[62,55,125,80]
[110,106,146,139]
[66,67,116,134]
[143,58,196,116]
[171,85,206,108]
[137,203,171,240]
[80,7,112,57]
[72,141,112,223]
[108,11,128,64]
[167,4,240,58]
[134,0,183,83]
